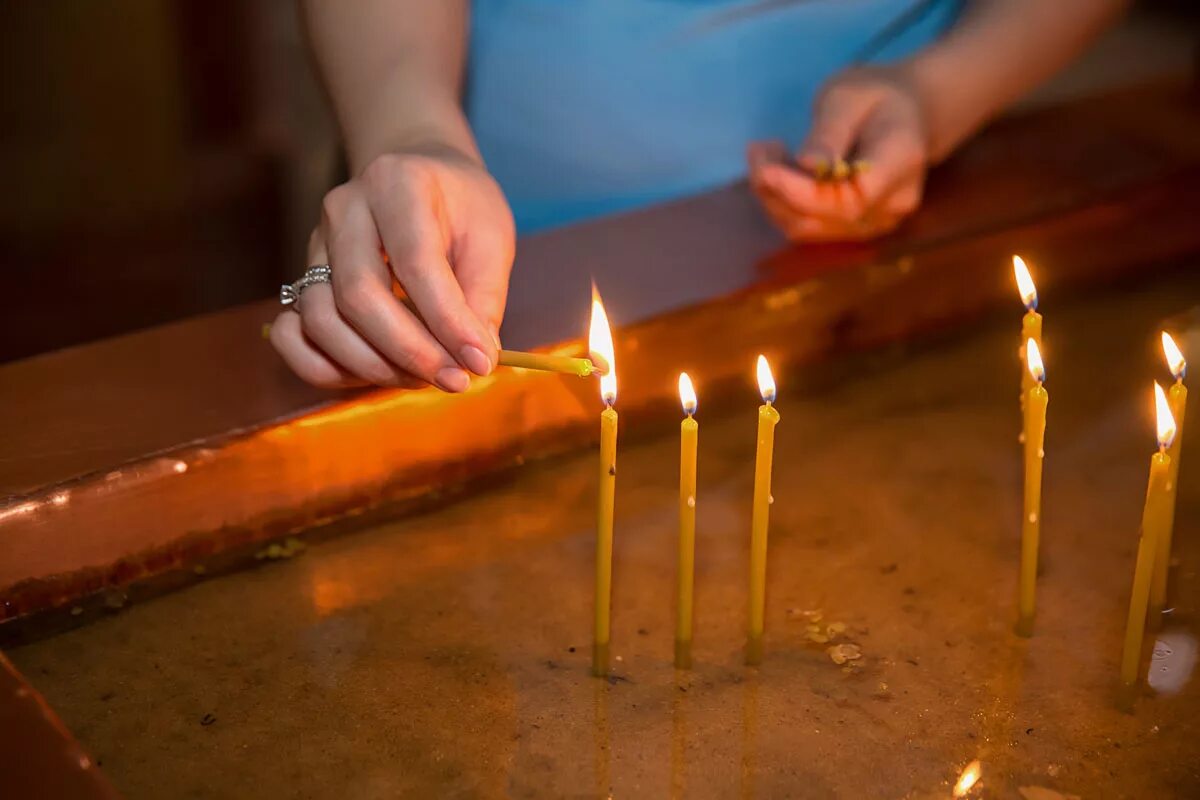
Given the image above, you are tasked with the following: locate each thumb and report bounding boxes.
[797,81,877,171]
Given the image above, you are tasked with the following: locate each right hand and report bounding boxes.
[270,148,515,391]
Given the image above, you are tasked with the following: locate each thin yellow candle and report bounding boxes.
[590,289,618,678]
[1149,332,1188,625]
[498,349,601,377]
[1013,255,1043,418]
[1120,383,1177,691]
[746,355,779,666]
[676,373,698,669]
[1016,338,1048,637]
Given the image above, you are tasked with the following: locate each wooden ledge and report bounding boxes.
[2,79,1200,627]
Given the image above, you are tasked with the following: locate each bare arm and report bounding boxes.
[751,0,1130,241]
[273,1,514,392]
[301,0,480,171]
[911,0,1132,162]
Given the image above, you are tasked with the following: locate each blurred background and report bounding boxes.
[1,0,1197,364]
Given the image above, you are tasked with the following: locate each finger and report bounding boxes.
[755,163,865,224]
[747,140,789,180]
[455,244,509,348]
[365,164,498,375]
[322,185,470,392]
[850,114,926,214]
[797,80,878,169]
[297,282,413,387]
[452,211,513,347]
[269,310,364,389]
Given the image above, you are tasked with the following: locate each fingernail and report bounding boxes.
[436,366,471,393]
[459,345,492,376]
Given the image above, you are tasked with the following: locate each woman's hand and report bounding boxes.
[270,147,515,391]
[748,64,929,242]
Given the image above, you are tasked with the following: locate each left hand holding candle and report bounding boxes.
[498,349,603,378]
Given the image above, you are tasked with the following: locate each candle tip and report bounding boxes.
[678,372,697,415]
[1154,381,1177,449]
[1013,255,1038,311]
[756,355,776,403]
[589,287,617,404]
[1025,338,1045,383]
[1161,331,1187,381]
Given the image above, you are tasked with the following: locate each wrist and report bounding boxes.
[901,46,995,164]
[347,102,482,175]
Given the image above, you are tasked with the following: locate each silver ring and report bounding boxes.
[280,264,332,309]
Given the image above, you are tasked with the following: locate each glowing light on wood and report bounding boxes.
[953,760,981,797]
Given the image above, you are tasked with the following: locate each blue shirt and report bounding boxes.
[467,0,961,233]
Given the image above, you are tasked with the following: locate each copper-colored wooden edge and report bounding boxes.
[0,651,120,798]
[2,80,1200,629]
[4,167,1200,630]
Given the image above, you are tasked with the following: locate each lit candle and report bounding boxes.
[498,349,602,378]
[746,355,779,666]
[676,373,698,669]
[1149,332,1187,626]
[590,289,618,678]
[1013,255,1042,419]
[1016,339,1048,637]
[1120,383,1177,691]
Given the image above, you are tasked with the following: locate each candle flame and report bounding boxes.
[1162,331,1187,380]
[1155,381,1177,449]
[679,372,697,415]
[756,355,776,403]
[589,284,616,405]
[953,760,981,797]
[1025,338,1045,383]
[1013,255,1037,311]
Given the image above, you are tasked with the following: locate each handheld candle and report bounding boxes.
[1120,383,1176,694]
[1016,338,1048,637]
[1013,255,1043,420]
[746,356,779,665]
[676,373,698,669]
[1149,332,1187,626]
[590,288,618,678]
[498,350,604,377]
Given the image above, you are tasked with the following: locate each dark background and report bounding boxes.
[1,0,1197,364]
